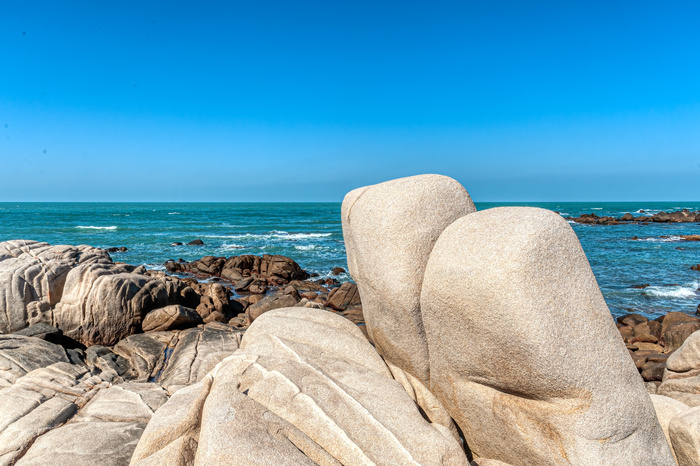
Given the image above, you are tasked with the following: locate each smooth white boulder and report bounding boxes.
[421,207,673,465]
[341,174,475,385]
[131,308,467,465]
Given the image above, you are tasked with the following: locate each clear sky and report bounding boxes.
[1,1,699,201]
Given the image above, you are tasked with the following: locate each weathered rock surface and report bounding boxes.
[0,240,188,346]
[669,405,700,465]
[659,330,700,406]
[131,308,467,465]
[17,383,167,466]
[421,207,673,465]
[342,174,475,385]
[247,293,299,322]
[0,334,71,388]
[650,394,690,463]
[156,322,243,395]
[142,305,203,332]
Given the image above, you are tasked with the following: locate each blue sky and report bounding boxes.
[1,1,699,201]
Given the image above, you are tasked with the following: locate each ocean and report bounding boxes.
[1,201,699,319]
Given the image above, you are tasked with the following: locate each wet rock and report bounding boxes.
[170,242,183,246]
[331,267,345,275]
[187,239,204,246]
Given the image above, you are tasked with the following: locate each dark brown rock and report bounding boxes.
[617,313,648,327]
[660,311,700,336]
[641,361,666,381]
[618,326,635,343]
[187,239,205,246]
[663,321,700,352]
[247,294,300,322]
[288,280,327,292]
[331,267,346,275]
[326,282,362,311]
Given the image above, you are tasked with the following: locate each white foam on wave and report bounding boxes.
[168,212,181,215]
[591,208,603,210]
[294,245,317,251]
[76,225,117,230]
[203,232,332,240]
[222,244,244,249]
[636,236,684,243]
[643,282,700,299]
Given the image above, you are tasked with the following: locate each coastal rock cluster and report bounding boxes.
[1,175,700,464]
[567,210,700,225]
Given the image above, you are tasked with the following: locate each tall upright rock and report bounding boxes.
[341,174,475,385]
[421,207,673,465]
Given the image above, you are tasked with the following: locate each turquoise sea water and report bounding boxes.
[1,202,699,319]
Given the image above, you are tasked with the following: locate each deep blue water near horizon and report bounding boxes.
[1,201,699,319]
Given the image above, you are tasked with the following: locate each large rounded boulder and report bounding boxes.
[420,207,673,464]
[341,174,475,385]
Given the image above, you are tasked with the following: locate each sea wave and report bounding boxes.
[643,282,700,299]
[168,212,181,215]
[76,225,117,230]
[203,232,332,240]
[634,236,684,243]
[294,245,317,251]
[222,244,245,249]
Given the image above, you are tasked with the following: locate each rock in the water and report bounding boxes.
[187,239,204,246]
[142,305,203,332]
[341,174,475,385]
[131,308,467,465]
[420,207,673,465]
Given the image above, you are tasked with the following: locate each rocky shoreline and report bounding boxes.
[2,176,700,465]
[566,209,700,225]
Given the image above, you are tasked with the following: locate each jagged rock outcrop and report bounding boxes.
[130,308,467,465]
[0,240,190,346]
[341,174,476,386]
[420,207,673,465]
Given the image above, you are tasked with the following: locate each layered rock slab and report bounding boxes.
[421,207,673,465]
[0,240,187,346]
[341,174,475,385]
[131,308,467,465]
